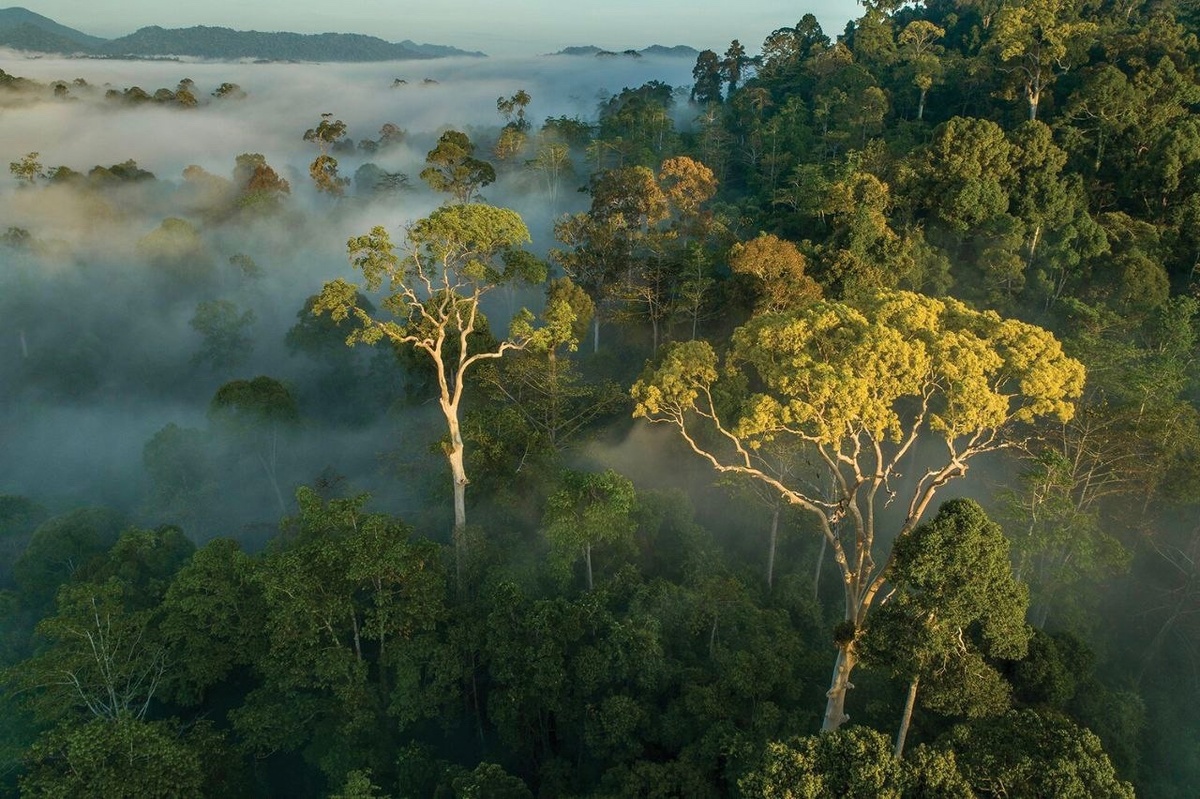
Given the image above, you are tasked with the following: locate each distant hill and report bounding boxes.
[0,6,107,52]
[0,6,483,61]
[552,44,699,59]
[640,45,700,58]
[398,39,485,58]
[101,26,441,61]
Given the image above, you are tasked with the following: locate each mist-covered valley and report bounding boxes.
[4,3,1200,796]
[0,51,698,532]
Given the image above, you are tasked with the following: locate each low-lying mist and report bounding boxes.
[0,50,698,539]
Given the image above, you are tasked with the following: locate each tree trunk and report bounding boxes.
[895,675,919,758]
[813,532,828,601]
[592,313,601,354]
[445,412,469,590]
[822,643,856,731]
[257,450,286,515]
[767,505,780,589]
[1027,223,1042,266]
[446,427,468,530]
[917,88,927,121]
[584,543,594,591]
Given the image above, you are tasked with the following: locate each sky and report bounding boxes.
[15,1,864,57]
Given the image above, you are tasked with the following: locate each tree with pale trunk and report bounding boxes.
[631,291,1083,732]
[898,21,945,121]
[313,204,545,573]
[989,0,1097,121]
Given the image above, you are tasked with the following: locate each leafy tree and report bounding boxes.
[303,112,349,154]
[495,90,533,161]
[233,489,446,782]
[12,578,166,724]
[189,299,255,371]
[212,82,245,99]
[9,152,45,186]
[632,291,1084,731]
[859,499,1030,757]
[497,89,532,132]
[310,153,350,197]
[156,538,266,706]
[136,217,213,285]
[910,116,1014,235]
[739,726,906,798]
[722,39,749,95]
[728,233,822,314]
[757,14,831,87]
[208,376,300,515]
[989,0,1098,120]
[596,81,677,167]
[525,131,574,209]
[13,508,127,616]
[86,526,195,610]
[944,709,1135,798]
[468,279,623,494]
[420,130,496,203]
[142,424,216,533]
[233,153,291,211]
[898,21,946,121]
[692,50,724,105]
[19,716,206,799]
[313,205,545,555]
[541,469,637,590]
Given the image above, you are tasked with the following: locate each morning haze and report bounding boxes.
[0,1,1194,796]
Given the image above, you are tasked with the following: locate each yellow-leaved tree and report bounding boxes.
[631,291,1084,731]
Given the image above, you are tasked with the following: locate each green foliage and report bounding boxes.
[135,217,212,282]
[310,153,350,196]
[19,716,206,799]
[729,233,822,314]
[12,508,126,614]
[229,488,448,780]
[12,577,167,724]
[331,769,392,799]
[142,424,217,532]
[9,151,44,185]
[944,709,1135,798]
[912,117,1014,234]
[189,299,255,370]
[739,726,905,798]
[596,81,678,167]
[861,499,1029,754]
[0,496,47,589]
[233,153,290,211]
[157,538,266,706]
[303,112,349,153]
[209,375,299,429]
[420,130,496,203]
[541,469,637,589]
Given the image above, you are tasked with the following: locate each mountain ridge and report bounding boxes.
[550,44,699,58]
[0,7,485,61]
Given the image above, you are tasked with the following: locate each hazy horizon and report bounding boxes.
[8,1,862,58]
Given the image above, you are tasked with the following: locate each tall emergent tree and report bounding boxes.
[303,113,350,196]
[631,291,1084,732]
[313,205,546,548]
